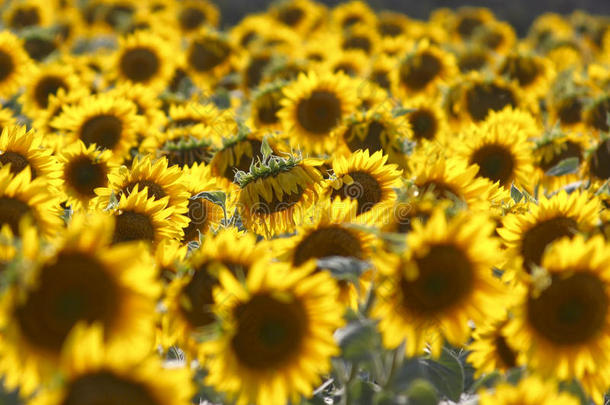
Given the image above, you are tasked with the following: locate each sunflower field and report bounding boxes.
[1,0,610,404]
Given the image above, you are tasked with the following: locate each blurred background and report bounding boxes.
[218,0,610,35]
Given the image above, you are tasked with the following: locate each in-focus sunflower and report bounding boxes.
[0,31,32,99]
[113,31,176,92]
[478,376,578,405]
[279,71,357,154]
[404,95,448,146]
[204,258,344,405]
[19,62,82,116]
[236,153,322,238]
[0,125,62,188]
[321,150,402,223]
[373,210,505,356]
[109,185,183,246]
[0,213,160,394]
[498,190,601,277]
[51,94,143,163]
[176,0,219,34]
[506,235,610,403]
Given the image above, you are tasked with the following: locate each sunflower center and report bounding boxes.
[222,140,262,181]
[587,97,610,132]
[80,115,123,150]
[494,334,517,369]
[334,62,357,77]
[180,267,217,328]
[500,56,540,87]
[591,139,610,180]
[232,293,307,369]
[179,7,206,31]
[332,171,382,215]
[378,22,403,37]
[409,109,438,140]
[278,6,304,26]
[539,141,583,171]
[458,52,487,72]
[345,121,385,153]
[0,50,14,83]
[470,144,515,186]
[120,47,160,83]
[419,181,460,201]
[342,15,362,28]
[256,93,282,125]
[15,252,119,354]
[182,198,216,243]
[528,272,608,345]
[112,211,155,244]
[188,39,231,73]
[296,90,342,135]
[399,52,442,91]
[65,157,107,197]
[34,76,68,109]
[482,31,504,50]
[371,70,391,90]
[465,83,517,122]
[457,16,483,38]
[62,371,159,405]
[253,186,304,214]
[0,197,31,235]
[520,217,578,273]
[343,36,372,53]
[245,55,271,88]
[9,6,40,29]
[24,37,56,62]
[162,139,213,168]
[123,180,166,200]
[557,98,582,125]
[0,151,33,177]
[400,244,473,314]
[293,225,363,266]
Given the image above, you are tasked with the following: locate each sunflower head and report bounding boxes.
[395,41,457,96]
[0,31,32,99]
[479,376,579,405]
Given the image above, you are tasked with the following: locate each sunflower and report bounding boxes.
[51,93,143,163]
[162,229,272,358]
[393,41,458,97]
[175,0,219,34]
[583,95,610,134]
[456,46,492,73]
[0,125,62,188]
[587,137,610,183]
[249,81,287,131]
[109,185,184,246]
[0,108,16,134]
[94,155,189,229]
[2,0,53,31]
[278,71,357,154]
[449,7,496,42]
[376,10,411,38]
[269,0,326,34]
[324,49,369,78]
[0,31,32,99]
[181,163,224,243]
[108,83,167,131]
[382,193,452,235]
[229,14,275,50]
[404,95,448,146]
[471,20,517,55]
[331,1,377,30]
[528,13,574,49]
[505,235,610,403]
[112,31,176,92]
[0,213,160,394]
[478,376,579,405]
[373,210,505,356]
[237,154,322,238]
[19,62,82,116]
[498,52,555,100]
[454,122,535,190]
[368,55,398,91]
[498,190,601,278]
[339,23,380,55]
[204,258,344,405]
[482,106,541,140]
[29,325,194,405]
[185,29,237,89]
[140,125,217,169]
[165,99,236,136]
[534,131,590,192]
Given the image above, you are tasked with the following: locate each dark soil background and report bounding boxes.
[216,0,610,36]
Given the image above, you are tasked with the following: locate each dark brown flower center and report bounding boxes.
[378,21,404,37]
[400,244,473,314]
[296,90,342,135]
[256,92,282,125]
[520,217,578,274]
[457,16,484,39]
[292,225,363,267]
[188,38,231,73]
[221,140,262,181]
[528,272,608,345]
[539,141,583,172]
[0,50,15,83]
[120,47,160,83]
[161,139,213,168]
[112,211,155,244]
[65,156,107,197]
[494,334,517,369]
[182,198,217,243]
[62,371,160,405]
[557,97,582,125]
[180,266,217,328]
[15,252,119,354]
[34,76,67,109]
[24,37,56,61]
[122,180,166,200]
[245,55,271,88]
[587,97,610,132]
[345,121,386,153]
[343,35,372,53]
[278,6,304,26]
[9,6,40,29]
[80,114,123,150]
[0,197,31,235]
[0,151,33,177]
[371,70,391,90]
[331,171,382,215]
[399,52,442,91]
[458,51,487,72]
[232,293,307,368]
[500,56,540,87]
[470,144,515,186]
[409,109,438,140]
[591,139,610,180]
[465,82,517,122]
[179,7,206,31]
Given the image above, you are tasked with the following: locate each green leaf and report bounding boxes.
[347,379,377,404]
[510,184,523,203]
[545,157,580,176]
[336,319,381,362]
[317,256,370,284]
[559,379,592,405]
[392,107,416,118]
[467,371,501,394]
[421,347,464,402]
[260,135,273,163]
[405,379,439,405]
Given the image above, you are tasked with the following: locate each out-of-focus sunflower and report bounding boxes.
[339,23,380,56]
[51,93,143,163]
[279,71,357,154]
[404,95,448,146]
[269,0,326,35]
[586,137,610,184]
[109,185,183,246]
[368,55,398,92]
[382,194,452,235]
[108,82,167,131]
[498,190,601,278]
[449,7,496,42]
[455,45,493,74]
[583,95,610,135]
[0,213,160,395]
[2,0,53,31]
[153,238,187,282]
[237,153,322,238]
[321,150,402,223]
[0,108,16,134]
[19,63,82,116]
[175,0,219,35]
[0,31,32,99]
[204,258,344,405]
[184,29,237,89]
[324,49,369,78]
[0,125,62,189]
[249,81,286,131]
[165,99,236,136]
[528,13,574,49]
[376,10,411,38]
[331,1,376,30]
[471,20,516,55]
[229,14,276,50]
[373,210,505,356]
[498,52,555,101]
[57,141,115,211]
[534,131,590,192]
[478,376,578,405]
[140,125,217,169]
[506,235,610,403]
[482,106,541,140]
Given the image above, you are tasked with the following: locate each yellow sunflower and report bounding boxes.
[324,49,369,78]
[108,82,167,131]
[140,125,217,169]
[498,190,601,278]
[184,29,237,89]
[403,95,448,147]
[586,137,610,183]
[204,258,344,405]
[331,1,377,30]
[373,210,505,356]
[449,7,496,42]
[249,81,287,131]
[505,235,610,403]
[269,0,326,34]
[455,45,492,73]
[19,62,82,116]
[237,154,323,238]
[478,376,579,405]
[339,23,381,56]
[376,10,411,38]
[320,150,403,223]
[0,107,16,134]
[2,0,53,31]
[583,95,610,135]
[51,94,143,163]
[0,212,160,395]
[534,131,590,192]
[175,0,219,34]
[368,54,398,92]
[498,52,555,101]
[471,20,517,55]
[278,71,358,154]
[165,99,236,137]
[0,31,32,99]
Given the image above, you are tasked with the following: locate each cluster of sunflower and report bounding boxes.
[0,0,610,404]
